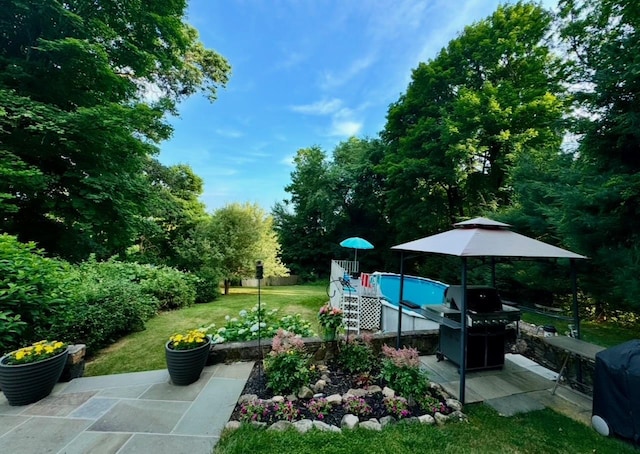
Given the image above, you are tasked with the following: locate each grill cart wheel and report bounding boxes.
[592,415,610,437]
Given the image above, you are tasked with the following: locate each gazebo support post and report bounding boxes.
[492,257,497,287]
[571,259,580,340]
[396,252,405,349]
[459,257,468,404]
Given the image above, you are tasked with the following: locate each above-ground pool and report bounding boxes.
[370,272,448,332]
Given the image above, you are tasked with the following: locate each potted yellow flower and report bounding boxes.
[0,340,68,406]
[165,328,211,385]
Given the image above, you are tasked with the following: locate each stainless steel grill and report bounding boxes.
[424,285,521,371]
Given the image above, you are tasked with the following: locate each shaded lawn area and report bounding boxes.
[215,405,636,454]
[85,283,328,376]
[521,313,640,348]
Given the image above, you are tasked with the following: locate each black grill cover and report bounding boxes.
[593,339,640,441]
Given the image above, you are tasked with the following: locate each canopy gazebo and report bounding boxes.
[391,217,588,403]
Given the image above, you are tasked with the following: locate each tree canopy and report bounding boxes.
[0,0,230,260]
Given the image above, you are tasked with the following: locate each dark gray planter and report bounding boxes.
[0,347,69,406]
[165,336,211,386]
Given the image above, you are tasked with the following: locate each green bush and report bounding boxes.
[0,234,69,353]
[41,264,159,353]
[338,337,376,374]
[41,259,197,354]
[211,305,314,343]
[80,259,197,311]
[264,330,316,395]
[379,344,430,402]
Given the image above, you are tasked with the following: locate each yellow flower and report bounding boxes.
[15,351,25,360]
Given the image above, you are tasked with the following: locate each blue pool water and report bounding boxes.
[372,272,447,309]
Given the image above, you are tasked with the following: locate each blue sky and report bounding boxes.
[159,0,555,213]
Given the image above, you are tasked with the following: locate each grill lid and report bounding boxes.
[444,285,503,313]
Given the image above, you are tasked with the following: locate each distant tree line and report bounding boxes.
[273,0,640,317]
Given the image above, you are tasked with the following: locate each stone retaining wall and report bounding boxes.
[208,330,440,365]
[518,331,598,396]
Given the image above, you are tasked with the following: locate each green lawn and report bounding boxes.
[84,283,328,376]
[520,312,640,348]
[215,405,636,454]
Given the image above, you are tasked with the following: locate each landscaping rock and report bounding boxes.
[434,412,449,425]
[366,385,382,395]
[225,421,242,431]
[445,398,463,412]
[382,386,395,398]
[341,414,359,429]
[313,420,341,432]
[251,421,267,429]
[320,374,332,384]
[448,410,468,423]
[380,415,396,428]
[271,395,285,403]
[418,414,435,425]
[286,394,298,402]
[360,419,382,431]
[293,419,313,433]
[326,394,342,405]
[298,386,314,399]
[268,421,293,432]
[345,388,367,398]
[313,379,327,392]
[238,394,258,404]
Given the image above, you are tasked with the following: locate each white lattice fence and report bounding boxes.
[359,297,381,330]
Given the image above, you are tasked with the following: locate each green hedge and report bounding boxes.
[0,235,199,355]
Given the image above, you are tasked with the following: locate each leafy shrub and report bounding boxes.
[211,305,314,343]
[263,329,316,395]
[78,259,197,311]
[42,266,159,354]
[338,336,375,374]
[193,268,221,304]
[0,234,69,352]
[379,344,430,402]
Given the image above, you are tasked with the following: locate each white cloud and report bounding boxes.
[320,54,377,90]
[281,155,296,166]
[291,98,343,115]
[215,128,243,138]
[329,120,362,137]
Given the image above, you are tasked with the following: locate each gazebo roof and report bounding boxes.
[391,217,587,259]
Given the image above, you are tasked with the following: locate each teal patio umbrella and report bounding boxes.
[340,237,374,261]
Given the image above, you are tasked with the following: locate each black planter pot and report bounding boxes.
[0,348,69,406]
[165,336,211,386]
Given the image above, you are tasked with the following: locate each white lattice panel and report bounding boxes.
[359,297,381,330]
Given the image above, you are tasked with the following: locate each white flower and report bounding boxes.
[231,317,238,323]
[239,310,248,317]
[250,323,259,332]
[225,315,230,321]
[217,327,226,333]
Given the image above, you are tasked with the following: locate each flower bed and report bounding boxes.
[228,334,466,430]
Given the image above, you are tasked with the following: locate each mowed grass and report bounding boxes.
[215,404,637,454]
[84,283,329,376]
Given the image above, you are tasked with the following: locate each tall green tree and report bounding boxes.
[380,2,568,241]
[550,0,640,313]
[210,203,288,294]
[0,0,230,260]
[273,146,337,278]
